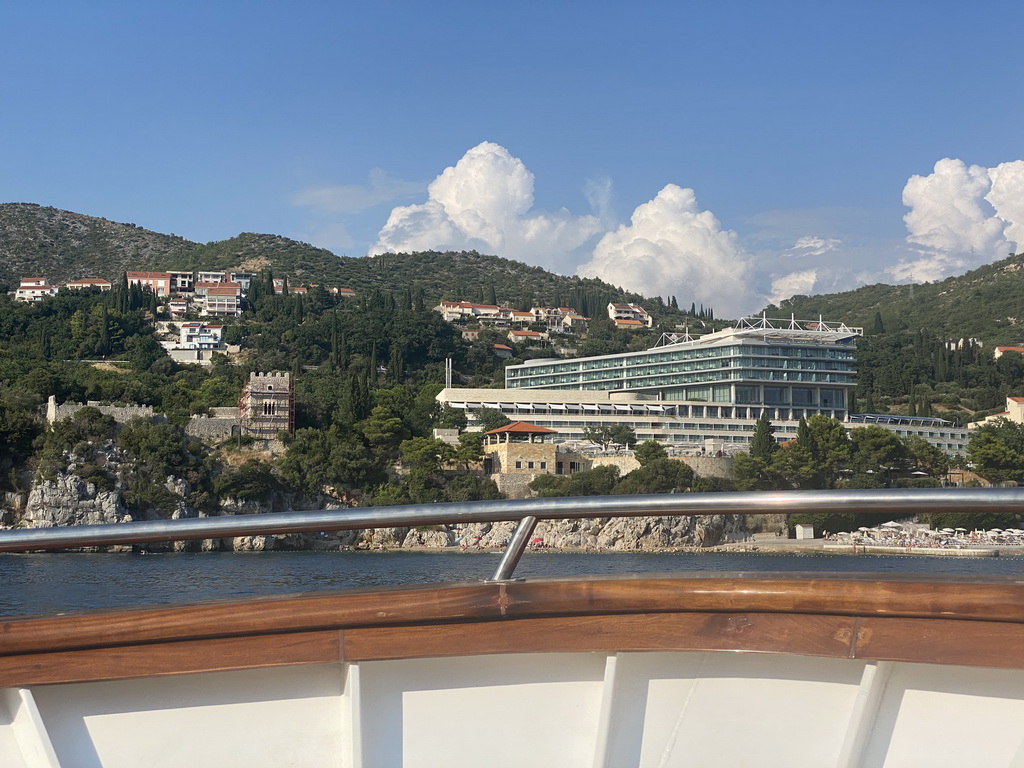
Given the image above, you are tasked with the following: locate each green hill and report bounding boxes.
[0,203,675,319]
[0,203,196,289]
[765,253,1024,347]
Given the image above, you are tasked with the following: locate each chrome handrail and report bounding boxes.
[2,487,1023,579]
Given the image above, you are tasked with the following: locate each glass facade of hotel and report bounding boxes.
[436,319,970,455]
[506,323,858,423]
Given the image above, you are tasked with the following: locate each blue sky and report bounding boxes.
[3,1,1023,316]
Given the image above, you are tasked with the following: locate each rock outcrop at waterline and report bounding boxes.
[1,471,746,552]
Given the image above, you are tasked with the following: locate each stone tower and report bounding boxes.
[239,371,294,438]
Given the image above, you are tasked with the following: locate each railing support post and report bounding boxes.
[488,515,538,582]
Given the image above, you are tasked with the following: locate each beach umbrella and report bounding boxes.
[941,528,955,534]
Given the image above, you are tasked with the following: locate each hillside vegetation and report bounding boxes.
[0,204,665,317]
[765,253,1024,347]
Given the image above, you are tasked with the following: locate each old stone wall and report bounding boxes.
[47,396,157,425]
[679,455,734,479]
[590,455,641,474]
[185,415,237,441]
[492,473,537,499]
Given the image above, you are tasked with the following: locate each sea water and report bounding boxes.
[2,549,1022,617]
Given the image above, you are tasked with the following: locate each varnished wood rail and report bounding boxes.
[3,574,1024,687]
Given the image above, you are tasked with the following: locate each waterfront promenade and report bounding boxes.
[719,529,1022,557]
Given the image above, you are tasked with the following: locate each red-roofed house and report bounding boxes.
[65,277,113,291]
[480,421,561,494]
[127,271,172,297]
[607,302,652,328]
[15,278,58,302]
[198,284,242,317]
[994,346,1024,359]
[508,329,548,343]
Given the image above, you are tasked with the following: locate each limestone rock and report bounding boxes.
[403,528,455,548]
[24,473,129,528]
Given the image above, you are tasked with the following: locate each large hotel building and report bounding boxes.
[437,316,969,455]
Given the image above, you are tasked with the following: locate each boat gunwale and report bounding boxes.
[4,574,1024,686]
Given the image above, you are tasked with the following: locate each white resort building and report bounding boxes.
[438,316,970,455]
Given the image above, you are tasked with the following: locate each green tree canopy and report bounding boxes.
[474,407,511,433]
[633,440,667,466]
[613,458,694,495]
[967,420,1024,484]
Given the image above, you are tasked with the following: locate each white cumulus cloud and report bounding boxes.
[893,158,1024,282]
[767,269,818,306]
[576,184,757,318]
[370,142,603,273]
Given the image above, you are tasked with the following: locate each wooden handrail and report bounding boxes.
[3,574,1024,686]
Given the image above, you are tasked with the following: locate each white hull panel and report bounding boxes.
[5,651,1024,768]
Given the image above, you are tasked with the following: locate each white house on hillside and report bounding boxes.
[607,302,652,328]
[15,278,58,302]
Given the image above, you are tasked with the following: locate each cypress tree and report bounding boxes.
[98,304,110,356]
[330,311,339,369]
[750,412,778,460]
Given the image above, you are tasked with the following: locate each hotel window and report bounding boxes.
[792,387,816,406]
[735,386,759,404]
[515,461,522,469]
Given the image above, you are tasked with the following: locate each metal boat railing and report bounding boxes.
[1,487,1023,580]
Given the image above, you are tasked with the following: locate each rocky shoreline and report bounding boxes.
[1,471,759,553]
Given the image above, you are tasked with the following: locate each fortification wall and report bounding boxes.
[46,396,158,425]
[185,416,237,441]
[679,455,734,479]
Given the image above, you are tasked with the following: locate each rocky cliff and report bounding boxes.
[1,470,746,552]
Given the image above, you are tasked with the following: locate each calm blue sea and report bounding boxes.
[2,549,1022,618]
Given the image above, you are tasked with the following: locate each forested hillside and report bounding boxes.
[0,204,682,318]
[765,253,1024,347]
